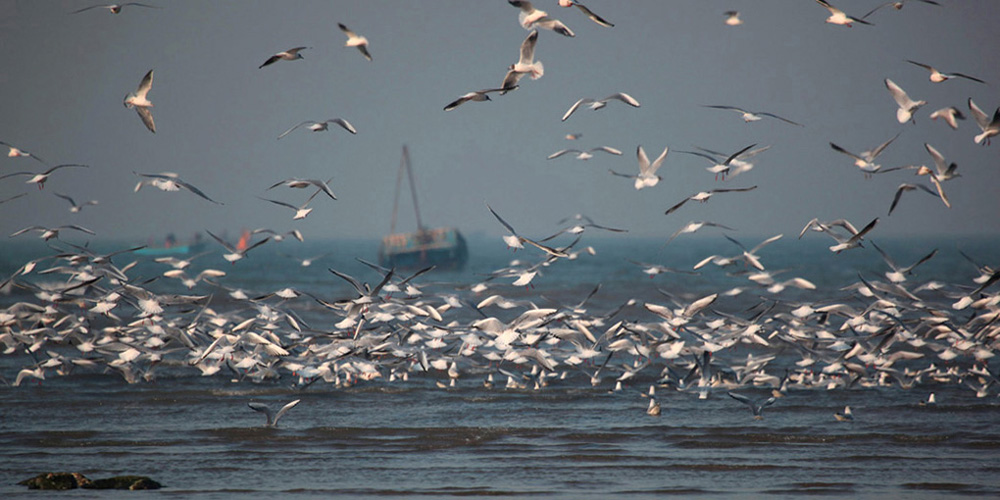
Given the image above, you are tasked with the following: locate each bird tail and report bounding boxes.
[530,61,544,80]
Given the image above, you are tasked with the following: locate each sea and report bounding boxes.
[0,234,998,498]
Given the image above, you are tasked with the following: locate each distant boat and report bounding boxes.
[135,233,206,257]
[378,146,468,270]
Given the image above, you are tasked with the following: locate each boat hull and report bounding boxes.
[378,228,467,271]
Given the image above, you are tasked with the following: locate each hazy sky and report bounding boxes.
[0,1,998,246]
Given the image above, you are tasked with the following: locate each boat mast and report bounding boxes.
[389,145,424,234]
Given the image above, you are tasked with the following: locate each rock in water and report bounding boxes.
[85,475,163,490]
[18,472,92,490]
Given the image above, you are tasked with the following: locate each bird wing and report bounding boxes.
[487,204,519,236]
[272,399,301,426]
[605,92,639,107]
[206,230,236,253]
[868,132,901,160]
[591,146,622,155]
[277,121,312,139]
[573,2,614,27]
[326,118,357,134]
[177,178,222,204]
[759,111,803,127]
[547,149,581,159]
[664,196,692,216]
[829,142,865,163]
[647,146,670,174]
[725,144,756,165]
[247,402,275,426]
[135,107,156,133]
[561,98,588,121]
[135,69,154,99]
[518,30,539,64]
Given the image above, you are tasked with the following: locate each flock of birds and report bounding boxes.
[2,1,1000,426]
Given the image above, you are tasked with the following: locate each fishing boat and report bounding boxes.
[135,233,207,257]
[378,146,468,270]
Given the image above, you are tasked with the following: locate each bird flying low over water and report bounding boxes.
[609,145,668,190]
[443,88,508,111]
[728,392,776,420]
[72,2,160,14]
[679,143,757,181]
[267,178,336,200]
[338,23,371,61]
[664,186,758,216]
[561,93,640,121]
[277,118,357,139]
[702,105,803,127]
[814,0,872,27]
[123,69,155,133]
[887,183,943,216]
[207,230,270,263]
[133,171,223,205]
[486,203,568,258]
[885,78,926,124]
[800,217,879,253]
[248,399,300,428]
[259,47,308,69]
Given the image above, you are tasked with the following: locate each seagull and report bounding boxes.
[692,145,771,180]
[134,172,223,205]
[10,225,96,241]
[258,186,324,220]
[0,164,89,190]
[443,88,507,111]
[547,146,622,160]
[338,23,371,61]
[728,391,776,420]
[557,0,613,28]
[887,183,943,216]
[906,60,985,84]
[501,30,543,93]
[870,241,938,283]
[664,186,758,216]
[561,93,640,121]
[721,10,743,25]
[54,192,98,213]
[664,221,735,245]
[929,107,965,130]
[863,0,940,20]
[609,145,668,190]
[679,143,756,181]
[829,132,901,178]
[885,78,926,124]
[702,105,803,127]
[813,217,879,253]
[259,47,308,69]
[267,178,336,200]
[814,0,872,27]
[71,2,160,14]
[834,405,854,421]
[486,203,568,257]
[968,98,1000,145]
[276,118,357,139]
[920,143,959,182]
[646,397,661,416]
[123,69,155,133]
[206,230,270,263]
[247,399,300,428]
[915,166,951,209]
[508,1,575,37]
[0,140,47,166]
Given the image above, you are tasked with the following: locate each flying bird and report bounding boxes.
[0,164,89,189]
[54,192,98,213]
[609,145,668,190]
[248,399,300,428]
[443,88,507,111]
[929,107,965,130]
[277,118,357,139]
[258,194,319,220]
[664,186,758,216]
[829,133,901,178]
[885,78,926,124]
[723,11,742,26]
[702,105,802,127]
[814,0,872,27]
[863,0,940,20]
[728,392,776,420]
[561,93,640,121]
[501,30,543,92]
[508,1,575,37]
[679,143,756,181]
[486,203,567,257]
[133,171,223,205]
[206,230,270,263]
[0,140,48,166]
[123,69,155,133]
[10,224,96,241]
[968,98,1000,145]
[557,0,613,28]
[338,23,371,61]
[887,183,944,216]
[664,221,735,245]
[801,217,879,253]
[547,146,622,161]
[72,2,160,14]
[906,60,985,84]
[267,178,337,200]
[259,47,308,69]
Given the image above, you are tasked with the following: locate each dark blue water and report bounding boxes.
[1,235,998,497]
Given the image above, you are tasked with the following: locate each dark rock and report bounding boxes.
[84,475,163,490]
[17,472,92,490]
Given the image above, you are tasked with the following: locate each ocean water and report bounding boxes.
[1,235,999,498]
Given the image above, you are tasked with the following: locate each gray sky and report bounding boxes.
[0,0,998,245]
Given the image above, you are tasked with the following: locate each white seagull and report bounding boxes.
[338,23,371,61]
[723,11,742,26]
[10,225,96,241]
[248,399,300,428]
[0,140,48,166]
[259,47,308,69]
[206,230,270,263]
[609,145,668,190]
[501,30,543,92]
[443,88,507,112]
[277,118,357,139]
[728,392,776,420]
[508,1,575,37]
[863,0,940,20]
[664,186,758,216]
[829,132,901,178]
[133,171,223,205]
[267,178,337,200]
[557,0,614,28]
[814,0,872,27]
[54,192,98,213]
[906,60,985,84]
[123,69,155,133]
[547,146,622,161]
[0,164,89,190]
[702,105,803,127]
[968,98,1000,145]
[885,78,926,124]
[929,107,965,130]
[72,3,160,14]
[679,143,757,181]
[561,93,640,121]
